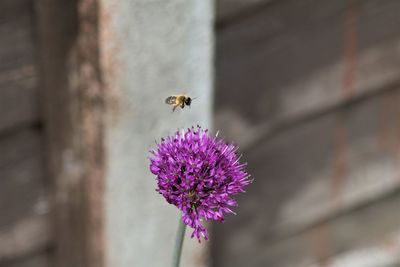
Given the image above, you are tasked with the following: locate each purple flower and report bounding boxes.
[149,126,252,241]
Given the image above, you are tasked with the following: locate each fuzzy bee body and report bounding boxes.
[165,95,194,112]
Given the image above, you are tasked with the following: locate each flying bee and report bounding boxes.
[165,94,196,112]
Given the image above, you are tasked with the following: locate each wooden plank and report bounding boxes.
[216,0,400,148]
[215,191,400,267]
[217,0,272,22]
[217,0,345,24]
[218,0,348,42]
[213,87,400,267]
[0,252,50,267]
[309,235,400,267]
[0,214,50,263]
[0,7,39,133]
[0,17,35,71]
[0,69,38,134]
[253,191,400,267]
[0,130,49,261]
[0,1,49,265]
[0,129,41,168]
[0,0,32,23]
[0,129,47,228]
[0,157,46,228]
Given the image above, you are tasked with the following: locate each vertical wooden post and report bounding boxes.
[36,0,105,266]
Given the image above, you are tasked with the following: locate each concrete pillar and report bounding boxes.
[100,1,214,266]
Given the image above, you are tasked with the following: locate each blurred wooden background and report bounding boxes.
[0,0,50,266]
[214,0,400,266]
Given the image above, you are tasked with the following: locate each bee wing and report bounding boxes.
[165,96,177,104]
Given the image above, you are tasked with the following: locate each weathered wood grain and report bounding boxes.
[0,129,40,167]
[36,1,106,266]
[214,1,400,266]
[0,129,47,228]
[0,0,50,265]
[215,190,400,267]
[0,214,50,263]
[0,17,35,71]
[216,0,400,148]
[0,157,47,227]
[217,0,347,25]
[0,129,50,263]
[213,87,400,267]
[0,252,50,267]
[0,71,38,135]
[217,0,272,22]
[0,5,38,133]
[309,234,400,267]
[0,0,32,19]
[252,191,400,267]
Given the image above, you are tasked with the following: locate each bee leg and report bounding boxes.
[172,104,179,112]
[180,102,185,109]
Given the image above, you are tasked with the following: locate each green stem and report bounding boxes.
[172,217,186,267]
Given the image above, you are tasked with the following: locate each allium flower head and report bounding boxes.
[149,126,252,241]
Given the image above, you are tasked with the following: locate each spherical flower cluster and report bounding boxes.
[149,126,252,241]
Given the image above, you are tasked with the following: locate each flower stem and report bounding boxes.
[172,217,186,267]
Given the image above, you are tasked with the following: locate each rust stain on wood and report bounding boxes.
[378,90,400,184]
[382,239,397,254]
[342,0,358,99]
[330,117,348,210]
[378,90,400,185]
[396,92,400,185]
[99,1,121,125]
[378,93,394,152]
[76,0,105,266]
[309,223,332,267]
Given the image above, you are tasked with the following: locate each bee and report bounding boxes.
[165,94,196,112]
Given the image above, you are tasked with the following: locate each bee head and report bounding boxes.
[185,97,192,106]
